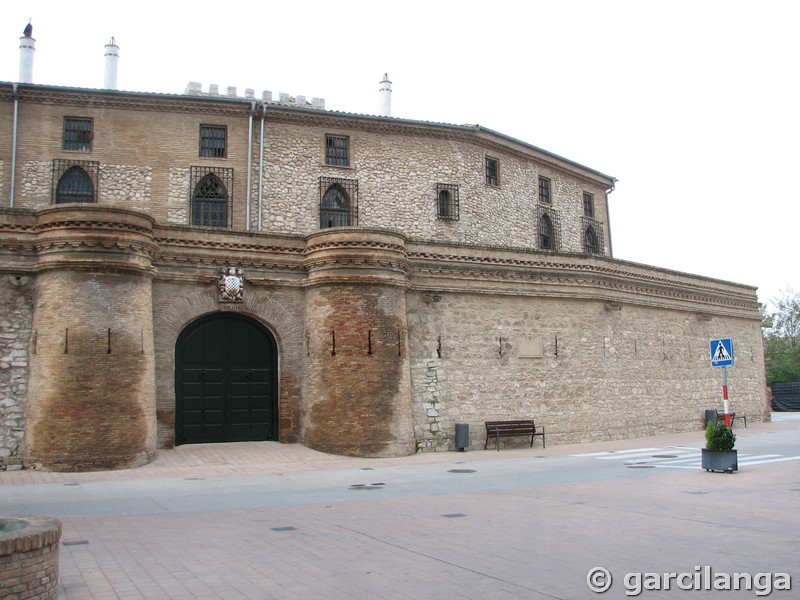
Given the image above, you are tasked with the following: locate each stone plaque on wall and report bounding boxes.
[518,336,543,358]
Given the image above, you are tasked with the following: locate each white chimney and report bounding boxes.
[18,22,35,84]
[378,73,392,117]
[104,37,120,89]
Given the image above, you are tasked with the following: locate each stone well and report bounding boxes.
[0,516,61,599]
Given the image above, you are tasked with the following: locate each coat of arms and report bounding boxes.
[219,267,244,303]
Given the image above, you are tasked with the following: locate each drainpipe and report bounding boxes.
[246,100,257,230]
[257,103,267,231]
[604,179,617,257]
[9,83,19,207]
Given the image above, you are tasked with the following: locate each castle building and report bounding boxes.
[0,34,767,471]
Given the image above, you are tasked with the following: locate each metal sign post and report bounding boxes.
[722,365,730,427]
[710,338,734,426]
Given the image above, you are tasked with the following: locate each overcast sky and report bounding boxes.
[3,0,797,312]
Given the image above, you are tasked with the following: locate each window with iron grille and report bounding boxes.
[536,204,561,251]
[319,176,358,228]
[191,166,233,227]
[325,135,350,167]
[485,157,499,186]
[199,125,227,158]
[538,176,551,204]
[436,183,459,221]
[540,214,553,250]
[52,159,99,203]
[583,191,595,217]
[583,216,605,254]
[63,117,93,152]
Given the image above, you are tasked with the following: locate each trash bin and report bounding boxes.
[704,409,716,427]
[455,423,469,451]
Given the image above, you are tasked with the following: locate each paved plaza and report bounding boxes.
[2,416,799,599]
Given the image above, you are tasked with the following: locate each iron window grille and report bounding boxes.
[536,204,562,251]
[191,166,233,228]
[199,125,227,158]
[325,135,350,167]
[485,157,499,186]
[436,183,460,221]
[63,117,93,152]
[319,176,358,228]
[538,176,551,204]
[52,159,99,204]
[583,216,605,254]
[583,191,595,217]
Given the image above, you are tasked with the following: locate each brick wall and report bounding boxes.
[301,229,416,457]
[151,282,306,449]
[0,516,61,600]
[23,207,157,471]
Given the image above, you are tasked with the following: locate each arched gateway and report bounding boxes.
[175,313,278,445]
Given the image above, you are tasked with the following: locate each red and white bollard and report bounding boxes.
[722,366,731,427]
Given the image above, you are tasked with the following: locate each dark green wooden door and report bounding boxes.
[176,314,277,445]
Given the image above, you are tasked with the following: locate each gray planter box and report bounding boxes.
[701,448,738,473]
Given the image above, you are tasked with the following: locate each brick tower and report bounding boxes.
[302,229,415,457]
[24,206,158,471]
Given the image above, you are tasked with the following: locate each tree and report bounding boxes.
[771,287,800,348]
[764,287,800,383]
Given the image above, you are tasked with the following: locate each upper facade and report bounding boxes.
[0,83,615,255]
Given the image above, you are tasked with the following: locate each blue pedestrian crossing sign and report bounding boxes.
[710,338,734,367]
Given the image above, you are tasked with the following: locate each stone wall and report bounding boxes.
[0,277,33,470]
[408,293,767,450]
[259,119,611,254]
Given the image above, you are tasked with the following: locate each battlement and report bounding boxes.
[184,81,325,110]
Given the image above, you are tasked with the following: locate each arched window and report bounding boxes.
[585,226,599,254]
[320,184,351,228]
[56,166,95,203]
[539,213,553,250]
[192,173,228,227]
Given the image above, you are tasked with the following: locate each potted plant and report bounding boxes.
[701,421,737,473]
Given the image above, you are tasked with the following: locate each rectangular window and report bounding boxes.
[325,135,350,167]
[199,125,227,158]
[436,183,460,221]
[485,157,499,186]
[63,117,93,152]
[583,192,595,217]
[539,177,551,204]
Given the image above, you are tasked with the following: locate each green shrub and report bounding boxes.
[705,421,736,451]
